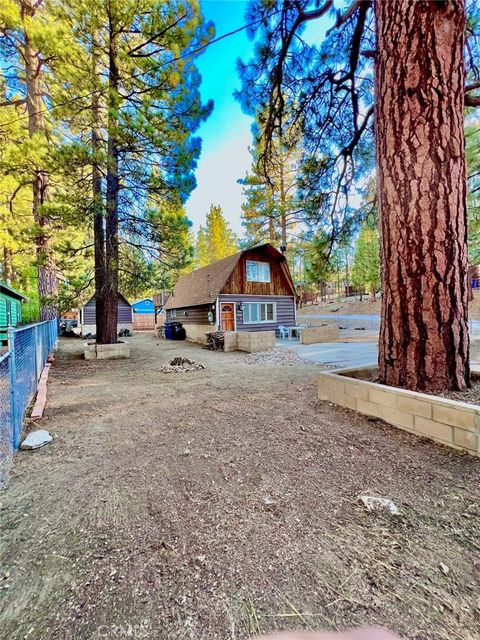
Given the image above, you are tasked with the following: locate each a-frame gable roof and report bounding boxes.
[164,243,295,310]
[164,251,243,309]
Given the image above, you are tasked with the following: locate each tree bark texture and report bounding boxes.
[97,3,119,345]
[91,34,107,343]
[22,0,58,321]
[375,0,469,391]
[3,247,12,284]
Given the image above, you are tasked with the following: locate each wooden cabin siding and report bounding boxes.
[222,248,294,297]
[83,296,132,324]
[166,304,212,325]
[0,294,21,327]
[219,294,295,332]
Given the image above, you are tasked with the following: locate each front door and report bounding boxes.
[221,303,235,332]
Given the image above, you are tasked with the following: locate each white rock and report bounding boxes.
[20,430,53,450]
[359,495,399,515]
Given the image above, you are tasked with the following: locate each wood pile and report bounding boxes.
[204,331,225,351]
[160,356,205,373]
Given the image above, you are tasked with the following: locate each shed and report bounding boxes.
[0,281,26,342]
[163,243,296,343]
[132,297,155,330]
[78,293,133,337]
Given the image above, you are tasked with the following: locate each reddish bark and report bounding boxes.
[97,2,119,345]
[375,0,469,391]
[22,0,58,321]
[91,32,107,343]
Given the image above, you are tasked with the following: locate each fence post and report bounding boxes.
[34,324,39,382]
[7,327,18,449]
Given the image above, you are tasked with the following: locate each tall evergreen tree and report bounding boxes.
[195,205,238,267]
[351,224,380,301]
[48,0,213,342]
[0,0,69,318]
[239,0,480,392]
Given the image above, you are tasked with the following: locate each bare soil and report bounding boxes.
[1,334,479,640]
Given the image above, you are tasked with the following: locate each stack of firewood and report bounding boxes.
[204,331,225,351]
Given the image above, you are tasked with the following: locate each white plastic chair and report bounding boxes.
[277,325,289,339]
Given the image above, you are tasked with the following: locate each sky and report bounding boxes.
[185,0,253,236]
[186,1,332,238]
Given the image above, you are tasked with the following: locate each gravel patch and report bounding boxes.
[244,347,305,366]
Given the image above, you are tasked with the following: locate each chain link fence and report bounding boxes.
[0,319,57,485]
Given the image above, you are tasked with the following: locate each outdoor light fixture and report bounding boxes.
[238,302,244,312]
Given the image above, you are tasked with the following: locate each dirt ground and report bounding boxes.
[1,334,479,640]
[301,289,480,320]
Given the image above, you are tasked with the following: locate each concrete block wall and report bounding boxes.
[236,331,276,353]
[223,331,238,352]
[318,368,480,456]
[301,325,339,345]
[84,341,130,360]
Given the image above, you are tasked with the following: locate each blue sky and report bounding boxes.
[185,0,253,236]
[186,0,332,237]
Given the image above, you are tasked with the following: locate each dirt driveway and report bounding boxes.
[1,334,479,640]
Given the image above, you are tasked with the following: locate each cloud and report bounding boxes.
[186,117,252,236]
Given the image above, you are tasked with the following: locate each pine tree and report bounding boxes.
[0,0,70,318]
[47,0,213,342]
[351,224,380,301]
[239,0,479,391]
[195,205,238,267]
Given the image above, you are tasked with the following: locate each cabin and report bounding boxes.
[78,293,133,337]
[0,281,26,343]
[131,297,155,330]
[163,243,296,343]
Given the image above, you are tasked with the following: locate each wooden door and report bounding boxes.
[221,303,235,332]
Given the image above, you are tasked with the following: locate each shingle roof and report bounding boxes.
[82,292,132,308]
[0,281,26,301]
[164,251,243,309]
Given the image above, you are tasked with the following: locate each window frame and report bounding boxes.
[245,260,271,283]
[242,302,277,324]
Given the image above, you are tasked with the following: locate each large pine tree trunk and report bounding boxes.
[376,0,470,392]
[91,34,106,342]
[97,3,119,345]
[3,247,12,284]
[22,0,58,321]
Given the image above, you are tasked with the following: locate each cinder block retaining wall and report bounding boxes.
[223,332,238,352]
[318,366,480,456]
[184,327,275,353]
[84,341,130,360]
[237,331,275,353]
[301,325,339,344]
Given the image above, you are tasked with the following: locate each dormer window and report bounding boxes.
[246,260,271,283]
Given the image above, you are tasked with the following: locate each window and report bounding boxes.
[246,260,271,283]
[171,309,177,317]
[243,302,276,324]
